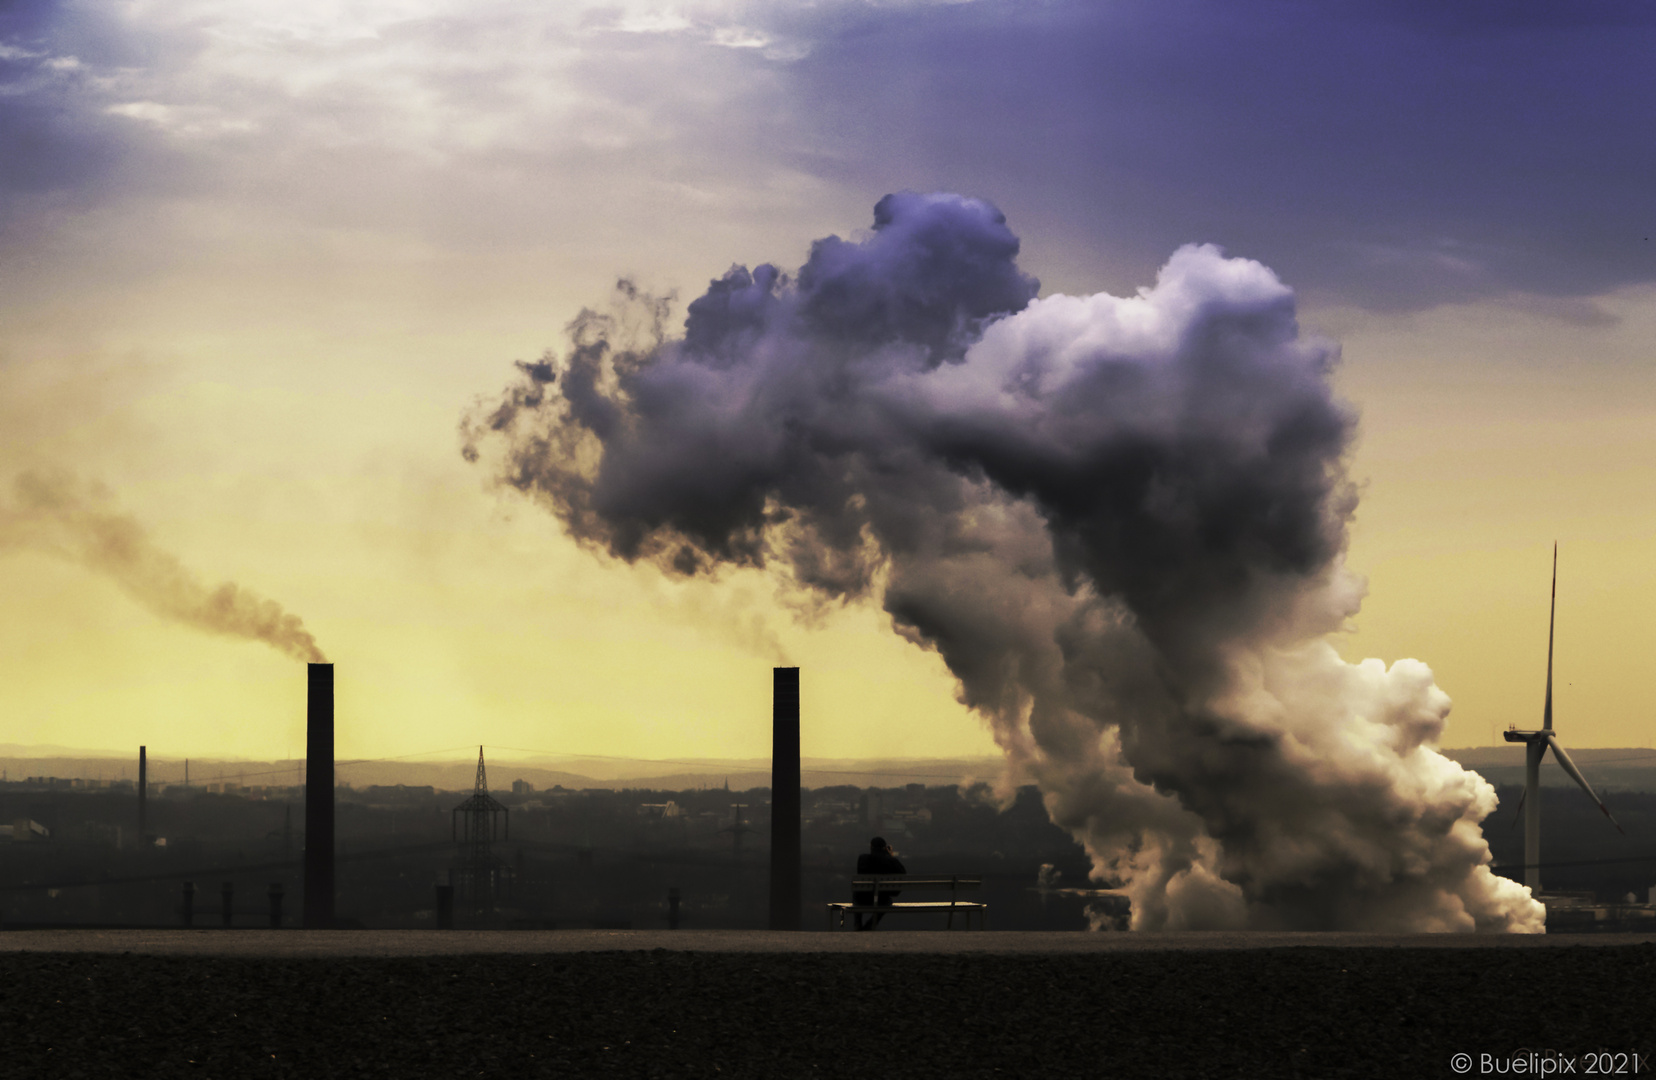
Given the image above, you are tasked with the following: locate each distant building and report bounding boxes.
[1,819,51,843]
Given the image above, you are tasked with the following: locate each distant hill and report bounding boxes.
[0,748,1008,793]
[1440,746,1656,793]
[11,744,1650,795]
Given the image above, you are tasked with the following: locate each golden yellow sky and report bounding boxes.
[2,2,1653,765]
[3,280,1650,763]
[1330,290,1656,752]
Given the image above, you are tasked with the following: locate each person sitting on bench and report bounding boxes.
[854,836,905,930]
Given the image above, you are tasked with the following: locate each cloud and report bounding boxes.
[464,192,1543,931]
[9,0,1647,312]
[0,0,829,273]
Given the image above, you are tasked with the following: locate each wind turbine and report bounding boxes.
[1504,543,1623,893]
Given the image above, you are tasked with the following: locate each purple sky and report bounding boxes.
[782,0,1656,308]
[4,0,1653,311]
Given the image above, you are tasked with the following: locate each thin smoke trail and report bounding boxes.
[463,191,1541,932]
[0,470,326,663]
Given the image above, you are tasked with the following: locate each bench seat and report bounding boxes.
[826,876,987,930]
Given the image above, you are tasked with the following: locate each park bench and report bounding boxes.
[826,875,987,930]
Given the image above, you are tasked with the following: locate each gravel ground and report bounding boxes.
[2,941,1651,1079]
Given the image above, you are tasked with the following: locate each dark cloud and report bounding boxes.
[682,192,1038,368]
[683,264,783,362]
[468,193,1039,585]
[465,193,1542,930]
[794,191,1038,363]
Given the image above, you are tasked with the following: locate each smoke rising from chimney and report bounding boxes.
[463,191,1541,932]
[0,470,326,663]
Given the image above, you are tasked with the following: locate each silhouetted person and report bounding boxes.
[854,836,905,930]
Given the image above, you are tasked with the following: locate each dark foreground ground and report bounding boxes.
[2,934,1651,1079]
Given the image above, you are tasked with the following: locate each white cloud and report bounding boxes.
[610,10,697,34]
[105,100,257,137]
[709,26,769,48]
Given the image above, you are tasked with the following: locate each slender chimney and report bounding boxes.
[137,745,147,849]
[768,666,801,930]
[304,663,335,928]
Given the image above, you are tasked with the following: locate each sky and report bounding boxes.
[1,0,1653,765]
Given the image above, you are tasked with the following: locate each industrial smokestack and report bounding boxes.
[768,666,801,931]
[303,663,334,928]
[137,745,147,849]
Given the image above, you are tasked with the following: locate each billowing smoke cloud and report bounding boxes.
[0,471,326,664]
[463,191,1542,932]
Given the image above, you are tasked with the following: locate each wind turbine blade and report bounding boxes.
[1545,734,1624,834]
[1543,542,1556,732]
[1509,785,1526,829]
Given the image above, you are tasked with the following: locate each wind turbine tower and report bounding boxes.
[1503,543,1623,893]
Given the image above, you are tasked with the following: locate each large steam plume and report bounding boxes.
[463,192,1541,931]
[0,471,326,663]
